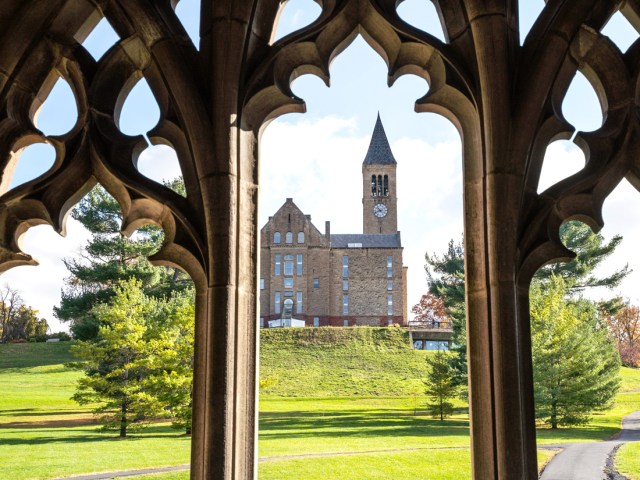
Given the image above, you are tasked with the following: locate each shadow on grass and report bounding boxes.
[0,409,87,417]
[259,409,470,441]
[0,424,189,445]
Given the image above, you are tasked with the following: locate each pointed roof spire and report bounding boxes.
[362,113,397,165]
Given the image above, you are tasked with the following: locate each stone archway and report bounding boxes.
[1,1,639,479]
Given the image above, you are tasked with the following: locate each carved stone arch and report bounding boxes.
[0,2,209,288]
[243,0,478,137]
[518,23,638,285]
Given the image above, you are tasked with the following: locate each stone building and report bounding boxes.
[259,116,408,327]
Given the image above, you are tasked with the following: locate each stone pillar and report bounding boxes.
[462,7,538,479]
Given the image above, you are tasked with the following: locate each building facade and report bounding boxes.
[259,116,407,327]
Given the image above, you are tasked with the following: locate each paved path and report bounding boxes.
[540,410,640,480]
[54,465,189,480]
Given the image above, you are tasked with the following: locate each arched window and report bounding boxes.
[371,175,377,196]
[274,232,281,243]
[285,231,293,243]
[383,175,389,196]
[377,175,383,196]
[297,231,304,243]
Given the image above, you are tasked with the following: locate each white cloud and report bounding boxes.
[538,140,585,193]
[137,144,183,185]
[0,217,91,332]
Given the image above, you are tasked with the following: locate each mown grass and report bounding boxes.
[2,338,640,479]
[0,341,75,369]
[616,442,640,479]
[260,327,430,396]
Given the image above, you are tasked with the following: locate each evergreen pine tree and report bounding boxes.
[530,276,620,428]
[424,350,456,420]
[55,184,191,340]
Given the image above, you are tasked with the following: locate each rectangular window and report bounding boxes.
[313,317,320,327]
[343,319,349,327]
[343,295,349,315]
[343,280,349,291]
[275,254,281,276]
[387,293,393,316]
[284,261,294,276]
[342,255,348,277]
[297,254,303,276]
[387,280,393,291]
[387,255,393,278]
[260,317,264,328]
[284,291,293,297]
[313,278,319,289]
[260,278,265,290]
[296,291,303,314]
[275,292,281,314]
[284,277,293,289]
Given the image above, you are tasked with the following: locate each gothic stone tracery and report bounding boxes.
[1,1,639,479]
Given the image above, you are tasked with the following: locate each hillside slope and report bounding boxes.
[260,327,430,397]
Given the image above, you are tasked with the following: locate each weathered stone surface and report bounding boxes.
[0,1,638,479]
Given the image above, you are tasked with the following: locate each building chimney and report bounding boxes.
[325,221,330,238]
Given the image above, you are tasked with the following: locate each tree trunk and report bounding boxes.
[120,401,127,438]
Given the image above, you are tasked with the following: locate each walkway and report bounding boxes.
[540,410,640,480]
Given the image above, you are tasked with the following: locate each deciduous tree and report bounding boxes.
[605,303,640,367]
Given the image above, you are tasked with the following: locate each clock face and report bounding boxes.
[373,203,388,218]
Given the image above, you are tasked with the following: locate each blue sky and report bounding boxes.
[4,1,640,331]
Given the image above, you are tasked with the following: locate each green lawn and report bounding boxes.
[1,342,640,479]
[616,442,640,480]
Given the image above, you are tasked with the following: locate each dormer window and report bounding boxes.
[297,231,304,243]
[285,231,293,243]
[274,232,281,244]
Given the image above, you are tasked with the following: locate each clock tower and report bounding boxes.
[362,114,398,234]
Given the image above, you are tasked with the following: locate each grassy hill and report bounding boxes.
[0,341,75,369]
[259,327,430,397]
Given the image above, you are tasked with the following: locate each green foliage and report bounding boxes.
[0,285,48,343]
[424,350,456,420]
[71,280,194,436]
[259,327,430,396]
[424,222,628,399]
[56,184,192,340]
[530,276,621,428]
[536,221,630,291]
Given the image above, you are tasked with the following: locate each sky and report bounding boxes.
[3,0,640,332]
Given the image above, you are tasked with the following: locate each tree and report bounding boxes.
[530,276,620,428]
[0,285,48,343]
[424,350,456,420]
[535,221,630,292]
[424,222,629,389]
[424,239,467,388]
[605,303,640,367]
[411,293,451,328]
[143,288,195,433]
[71,279,193,436]
[70,279,195,436]
[56,184,192,340]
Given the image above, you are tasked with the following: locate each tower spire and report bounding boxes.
[362,113,397,165]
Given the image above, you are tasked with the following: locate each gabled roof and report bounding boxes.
[330,233,401,248]
[362,113,397,166]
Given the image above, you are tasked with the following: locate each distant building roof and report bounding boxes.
[330,233,401,248]
[362,113,397,166]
